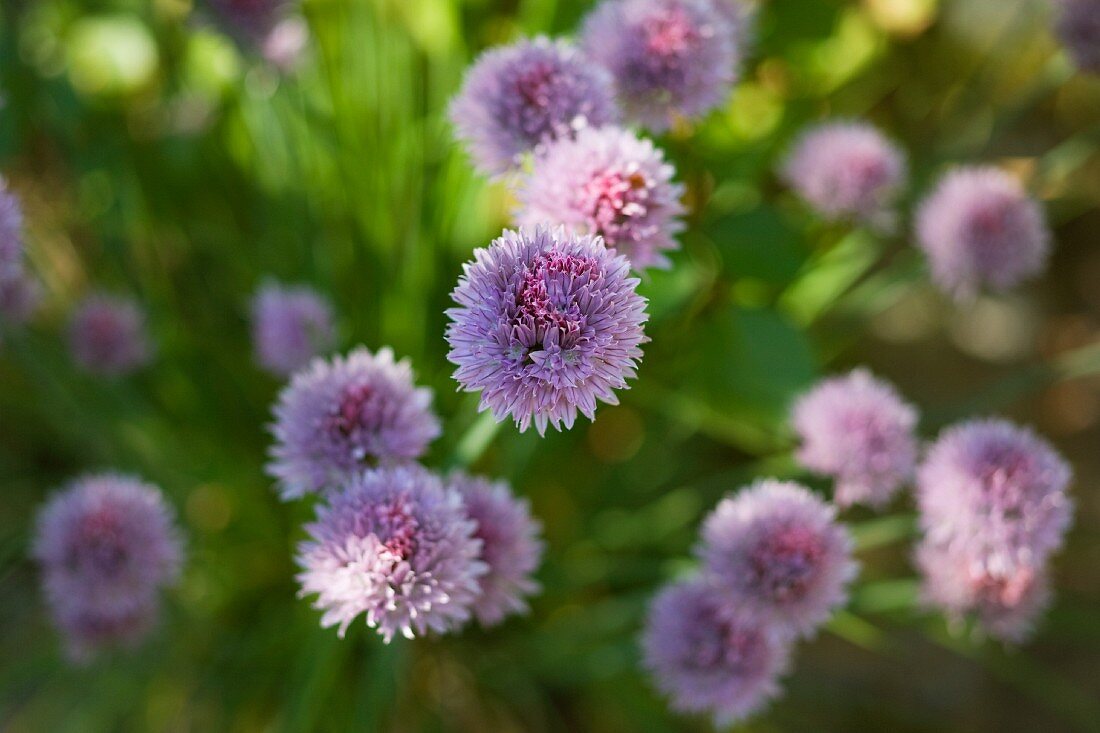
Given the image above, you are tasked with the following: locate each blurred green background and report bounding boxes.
[2,0,1099,730]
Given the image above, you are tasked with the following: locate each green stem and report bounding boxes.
[446,409,503,471]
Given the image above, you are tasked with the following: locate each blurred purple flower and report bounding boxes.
[515,125,685,272]
[915,167,1051,299]
[916,419,1073,578]
[296,465,486,642]
[699,479,857,639]
[447,472,543,626]
[580,0,738,132]
[446,225,648,435]
[780,120,907,231]
[449,37,619,177]
[641,578,789,726]
[1055,0,1100,73]
[68,294,153,376]
[262,16,309,71]
[792,368,919,509]
[251,280,335,377]
[267,346,441,500]
[916,539,1051,644]
[33,474,183,662]
[0,178,24,279]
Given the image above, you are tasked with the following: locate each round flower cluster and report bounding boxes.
[915,166,1051,300]
[251,280,336,377]
[1054,0,1100,74]
[33,474,183,662]
[780,121,908,231]
[792,369,919,509]
[68,293,153,376]
[580,0,740,132]
[295,465,543,641]
[450,37,619,177]
[915,419,1073,642]
[204,0,308,70]
[445,226,649,435]
[267,346,441,499]
[515,125,685,272]
[0,179,39,336]
[642,478,856,726]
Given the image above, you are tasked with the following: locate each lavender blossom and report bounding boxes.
[446,226,649,435]
[267,346,441,500]
[515,125,685,272]
[915,167,1052,299]
[33,474,183,661]
[792,369,919,509]
[916,539,1052,644]
[295,465,486,642]
[1055,0,1100,73]
[0,179,23,280]
[916,419,1073,578]
[641,578,789,726]
[780,121,907,231]
[699,479,857,638]
[251,280,335,377]
[580,0,738,132]
[449,37,618,177]
[447,472,543,626]
[68,294,153,376]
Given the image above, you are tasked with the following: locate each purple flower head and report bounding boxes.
[641,578,789,726]
[251,280,336,377]
[68,294,153,376]
[0,178,24,280]
[1055,0,1100,73]
[206,0,289,42]
[516,125,685,272]
[33,474,183,661]
[915,167,1051,299]
[792,369,919,509]
[447,472,544,627]
[580,0,738,132]
[917,419,1073,577]
[449,37,618,177]
[916,539,1051,644]
[699,479,857,638]
[267,346,441,500]
[446,225,649,435]
[781,121,907,231]
[295,465,487,642]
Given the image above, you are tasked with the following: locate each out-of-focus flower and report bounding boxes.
[0,179,24,279]
[1055,0,1100,74]
[515,125,685,272]
[446,226,648,435]
[449,37,619,177]
[641,578,789,726]
[262,16,309,71]
[780,121,907,231]
[267,347,441,500]
[447,473,543,626]
[33,474,183,662]
[792,369,919,509]
[916,539,1052,644]
[295,465,486,642]
[699,479,857,638]
[205,0,308,70]
[915,167,1051,299]
[68,294,153,376]
[580,0,738,132]
[251,280,335,377]
[916,419,1073,578]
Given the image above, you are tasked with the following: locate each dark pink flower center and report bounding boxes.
[750,524,825,602]
[373,496,419,559]
[70,510,128,576]
[513,252,599,353]
[581,170,650,245]
[688,609,762,673]
[514,62,558,110]
[973,565,1035,607]
[644,8,700,58]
